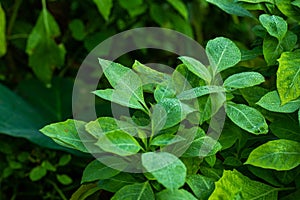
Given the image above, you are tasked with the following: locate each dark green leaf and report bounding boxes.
[69,19,86,40]
[98,173,140,192]
[111,182,155,200]
[93,0,113,21]
[156,189,197,200]
[223,72,265,91]
[29,166,47,181]
[186,174,215,199]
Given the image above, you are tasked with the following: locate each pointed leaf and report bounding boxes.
[223,72,265,91]
[259,14,287,40]
[150,134,185,146]
[270,119,300,142]
[177,85,225,100]
[93,0,113,21]
[186,175,215,199]
[111,182,155,200]
[0,3,6,57]
[183,136,222,157]
[245,139,300,170]
[206,37,241,73]
[142,152,186,189]
[226,102,268,134]
[277,50,300,104]
[167,0,188,20]
[156,189,197,200]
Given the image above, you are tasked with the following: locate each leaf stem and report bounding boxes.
[46,179,67,200]
[41,0,50,36]
[7,0,23,36]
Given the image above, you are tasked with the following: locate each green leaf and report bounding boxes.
[0,3,6,57]
[26,9,66,84]
[41,160,56,172]
[248,166,283,187]
[259,14,287,40]
[177,86,225,100]
[154,83,176,102]
[178,56,212,83]
[150,134,185,146]
[209,170,278,199]
[69,19,86,40]
[118,0,145,18]
[299,109,300,126]
[81,160,121,183]
[226,102,268,135]
[257,91,300,113]
[167,0,188,20]
[245,139,300,170]
[223,156,243,167]
[276,0,300,21]
[93,0,113,21]
[218,121,242,150]
[156,189,197,200]
[98,173,140,192]
[206,37,241,73]
[111,182,155,200]
[40,119,95,153]
[223,72,265,91]
[277,50,300,104]
[29,166,47,181]
[183,136,222,157]
[56,174,73,185]
[186,174,215,199]
[97,58,146,110]
[142,152,186,189]
[238,0,274,3]
[95,130,141,156]
[207,0,254,18]
[58,155,72,166]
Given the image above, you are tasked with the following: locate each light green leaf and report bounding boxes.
[276,0,300,21]
[40,119,95,153]
[186,175,215,199]
[238,0,274,3]
[183,136,222,157]
[259,14,287,40]
[95,130,141,156]
[226,102,268,135]
[29,166,47,181]
[0,3,6,57]
[57,174,72,185]
[93,0,113,21]
[224,72,265,91]
[178,56,212,83]
[177,86,225,100]
[150,134,185,146]
[111,182,155,200]
[270,119,300,142]
[277,50,300,104]
[41,160,56,172]
[142,152,186,189]
[26,9,66,84]
[97,58,146,110]
[207,0,254,18]
[98,173,140,192]
[209,170,278,200]
[292,0,300,8]
[81,159,121,183]
[156,189,197,200]
[154,83,176,102]
[58,155,72,166]
[257,91,300,113]
[167,0,188,20]
[206,37,241,73]
[118,0,145,18]
[245,139,300,170]
[299,109,300,126]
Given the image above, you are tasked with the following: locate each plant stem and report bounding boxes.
[46,179,68,200]
[7,0,22,36]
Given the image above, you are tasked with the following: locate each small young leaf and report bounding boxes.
[41,160,56,172]
[167,0,189,20]
[209,170,278,199]
[245,139,300,170]
[69,19,86,40]
[95,130,141,156]
[142,152,186,189]
[93,0,113,21]
[177,85,225,100]
[186,174,215,199]
[277,50,300,104]
[156,189,197,200]
[178,56,212,83]
[111,182,155,200]
[29,166,47,181]
[259,14,287,40]
[58,155,72,166]
[56,174,73,185]
[0,3,6,57]
[223,72,265,91]
[206,37,241,73]
[226,102,268,135]
[81,160,121,183]
[257,91,300,113]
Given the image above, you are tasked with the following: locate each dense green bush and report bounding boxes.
[0,0,300,199]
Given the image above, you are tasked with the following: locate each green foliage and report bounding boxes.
[0,3,6,57]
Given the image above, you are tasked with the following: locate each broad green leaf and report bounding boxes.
[292,0,300,8]
[209,170,278,199]
[177,86,225,100]
[69,19,86,40]
[178,56,211,83]
[98,173,140,192]
[207,0,254,18]
[97,58,146,109]
[223,156,243,167]
[199,166,223,181]
[56,174,72,185]
[40,119,95,153]
[26,9,66,84]
[150,134,184,146]
[238,0,274,3]
[270,119,300,142]
[245,139,300,170]
[183,136,222,157]
[240,86,268,106]
[281,190,300,200]
[259,14,287,40]
[156,189,197,200]
[154,83,176,102]
[167,0,188,20]
[223,72,265,91]
[257,91,300,113]
[95,130,141,156]
[0,3,6,57]
[186,175,215,199]
[111,182,154,200]
[276,0,300,21]
[206,37,241,73]
[142,152,186,189]
[93,0,113,21]
[226,102,268,135]
[81,160,122,183]
[29,166,47,181]
[218,121,242,150]
[277,50,300,104]
[248,166,282,187]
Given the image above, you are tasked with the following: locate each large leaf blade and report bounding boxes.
[223,72,265,91]
[259,14,287,40]
[111,182,155,200]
